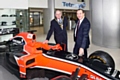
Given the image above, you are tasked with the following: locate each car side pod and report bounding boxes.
[17,51,43,78]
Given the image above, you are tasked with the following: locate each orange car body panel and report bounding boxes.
[12,32,107,80]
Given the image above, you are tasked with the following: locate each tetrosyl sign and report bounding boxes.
[62,2,85,9]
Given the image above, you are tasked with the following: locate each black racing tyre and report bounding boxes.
[89,51,115,69]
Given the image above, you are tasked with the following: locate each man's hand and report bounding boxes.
[43,40,49,44]
[79,48,84,56]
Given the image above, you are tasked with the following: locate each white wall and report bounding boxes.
[0,0,28,9]
[0,9,16,25]
[0,9,15,16]
[55,0,90,10]
[29,0,48,8]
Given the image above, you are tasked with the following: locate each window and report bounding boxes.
[29,12,40,27]
[30,12,33,26]
[33,12,40,26]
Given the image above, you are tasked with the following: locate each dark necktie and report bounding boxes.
[58,19,63,29]
[76,20,80,36]
[58,19,62,24]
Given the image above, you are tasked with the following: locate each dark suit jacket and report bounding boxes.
[46,17,68,44]
[74,17,90,49]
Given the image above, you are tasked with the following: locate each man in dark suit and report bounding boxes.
[43,10,68,51]
[73,9,90,59]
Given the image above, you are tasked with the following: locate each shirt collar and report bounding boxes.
[57,18,61,22]
[80,16,85,23]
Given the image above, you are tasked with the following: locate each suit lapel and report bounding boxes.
[74,18,86,37]
[54,18,63,30]
[55,17,64,24]
[79,17,86,29]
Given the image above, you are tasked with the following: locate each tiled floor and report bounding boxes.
[0,27,120,80]
[0,66,18,80]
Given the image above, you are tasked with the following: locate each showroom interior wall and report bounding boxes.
[26,0,90,34]
[43,0,90,34]
[0,0,28,42]
[0,0,48,32]
[0,0,28,9]
[91,0,120,48]
[55,0,89,10]
[0,0,90,34]
[43,0,55,34]
[28,0,48,27]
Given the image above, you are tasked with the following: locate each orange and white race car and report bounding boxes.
[4,30,120,80]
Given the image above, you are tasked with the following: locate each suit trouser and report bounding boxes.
[73,44,87,59]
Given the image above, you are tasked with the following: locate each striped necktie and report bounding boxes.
[59,19,62,24]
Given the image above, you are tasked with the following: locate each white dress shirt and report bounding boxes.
[57,18,62,24]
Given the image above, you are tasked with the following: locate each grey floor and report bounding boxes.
[0,29,120,80]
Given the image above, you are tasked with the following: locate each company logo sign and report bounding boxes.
[62,2,85,9]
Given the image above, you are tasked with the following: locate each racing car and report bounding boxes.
[3,30,120,80]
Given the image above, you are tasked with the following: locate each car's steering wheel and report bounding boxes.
[66,53,79,60]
